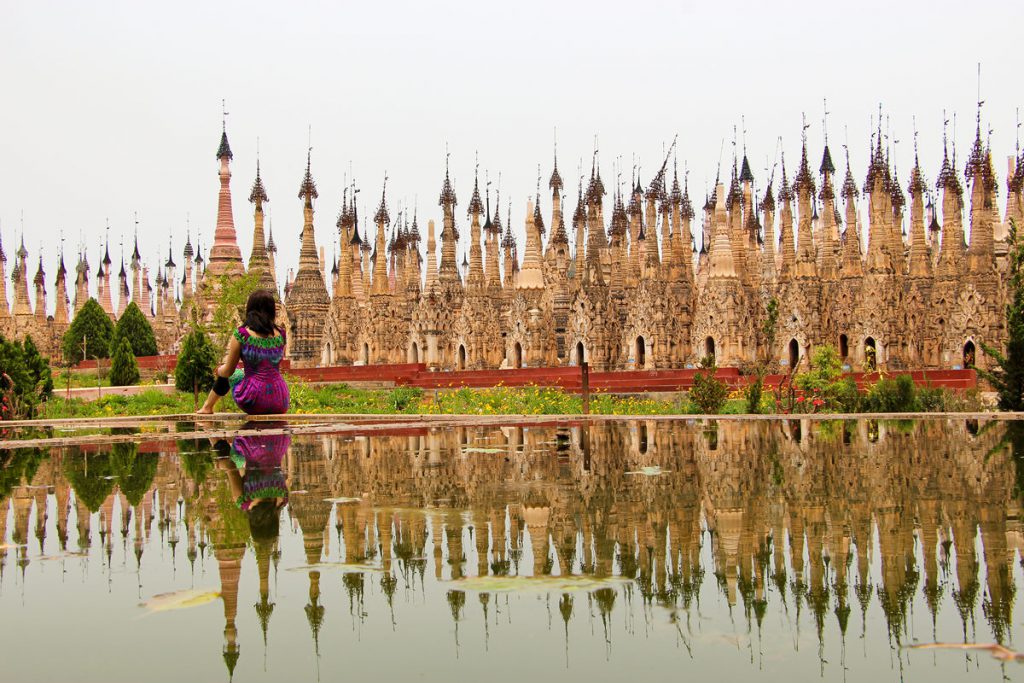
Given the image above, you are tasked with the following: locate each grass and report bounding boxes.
[36,378,737,419]
[41,389,200,418]
[31,374,977,421]
[420,385,697,415]
[57,369,172,390]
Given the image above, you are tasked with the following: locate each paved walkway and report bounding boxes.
[57,384,176,400]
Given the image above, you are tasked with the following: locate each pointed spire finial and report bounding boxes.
[374,172,390,225]
[977,62,984,132]
[484,169,494,229]
[822,98,829,146]
[615,156,622,198]
[216,103,233,161]
[439,145,457,207]
[298,141,318,202]
[1015,106,1021,157]
[953,111,958,165]
[942,109,950,160]
[715,138,724,186]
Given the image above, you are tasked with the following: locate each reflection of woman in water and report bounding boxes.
[198,289,290,415]
[216,425,291,539]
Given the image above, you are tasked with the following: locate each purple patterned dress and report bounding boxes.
[230,432,291,510]
[229,326,290,415]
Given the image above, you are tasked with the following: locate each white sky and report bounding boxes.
[1,0,1022,313]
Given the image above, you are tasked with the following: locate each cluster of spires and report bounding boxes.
[272,105,1024,306]
[5,101,1023,337]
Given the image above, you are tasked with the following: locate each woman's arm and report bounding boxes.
[216,336,243,378]
[196,334,244,414]
[217,456,245,501]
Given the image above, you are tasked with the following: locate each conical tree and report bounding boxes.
[114,302,158,357]
[110,438,157,506]
[109,334,140,386]
[63,447,115,513]
[0,335,53,417]
[62,298,114,363]
[0,448,45,501]
[179,438,215,486]
[23,335,54,400]
[175,327,217,394]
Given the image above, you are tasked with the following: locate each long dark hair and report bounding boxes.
[244,289,277,335]
[247,501,282,543]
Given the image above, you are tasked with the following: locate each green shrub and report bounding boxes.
[0,334,53,418]
[63,447,115,513]
[863,374,918,413]
[115,302,158,357]
[795,344,843,388]
[62,298,115,363]
[0,447,46,501]
[690,356,728,414]
[744,375,763,414]
[833,378,860,412]
[914,385,983,412]
[389,386,423,412]
[792,344,860,413]
[110,439,157,506]
[916,386,946,412]
[109,334,141,386]
[175,328,218,394]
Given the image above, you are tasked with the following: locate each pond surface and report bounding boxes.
[2,418,1023,682]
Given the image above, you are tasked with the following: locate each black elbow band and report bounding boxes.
[213,375,230,396]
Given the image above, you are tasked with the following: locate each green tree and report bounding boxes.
[690,355,729,414]
[0,447,46,500]
[175,327,217,395]
[63,447,115,513]
[114,301,158,357]
[179,438,215,486]
[23,336,54,400]
[0,335,53,418]
[62,298,115,363]
[746,297,780,413]
[793,344,859,412]
[862,374,918,413]
[981,221,1024,410]
[200,271,262,348]
[110,439,157,506]
[109,334,141,386]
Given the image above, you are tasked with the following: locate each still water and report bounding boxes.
[1,418,1023,682]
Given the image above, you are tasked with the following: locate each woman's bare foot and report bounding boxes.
[195,407,214,415]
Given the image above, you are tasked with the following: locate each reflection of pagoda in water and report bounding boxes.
[2,418,1024,672]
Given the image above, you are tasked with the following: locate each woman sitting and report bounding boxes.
[197,289,290,415]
